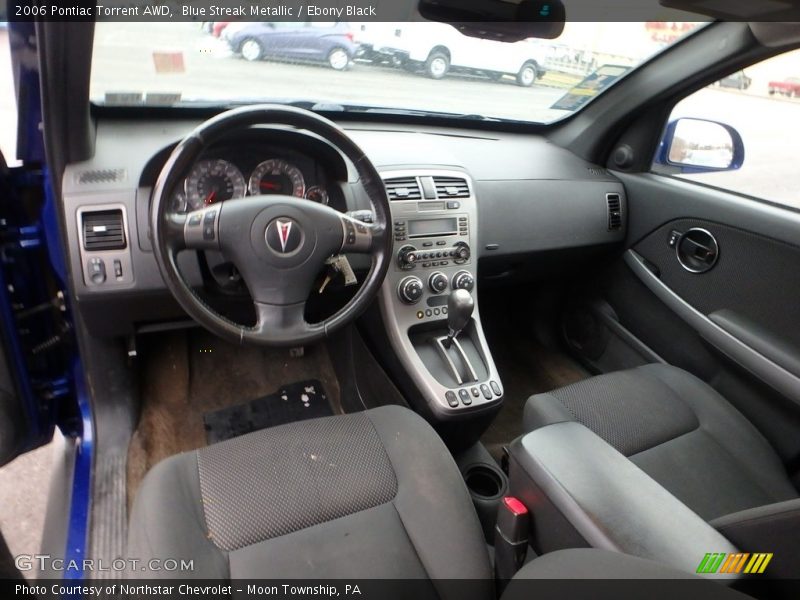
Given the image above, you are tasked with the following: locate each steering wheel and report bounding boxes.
[150,105,391,346]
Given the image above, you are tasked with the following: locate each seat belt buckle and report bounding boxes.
[494,496,529,582]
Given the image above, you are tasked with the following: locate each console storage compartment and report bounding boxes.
[508,421,738,576]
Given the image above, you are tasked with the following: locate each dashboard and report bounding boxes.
[62,118,626,337]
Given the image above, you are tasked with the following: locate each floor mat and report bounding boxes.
[203,379,332,444]
[127,329,342,509]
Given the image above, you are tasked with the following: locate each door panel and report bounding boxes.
[632,217,800,354]
[593,172,800,482]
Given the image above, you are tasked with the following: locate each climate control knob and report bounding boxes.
[428,271,448,294]
[397,245,419,270]
[452,270,475,292]
[398,276,424,304]
[453,241,471,262]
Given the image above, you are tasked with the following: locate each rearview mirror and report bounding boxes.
[418,0,566,41]
[655,118,745,173]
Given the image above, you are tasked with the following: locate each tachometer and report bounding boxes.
[305,186,329,205]
[248,159,305,198]
[184,159,246,210]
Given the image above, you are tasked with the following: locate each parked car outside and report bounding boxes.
[768,76,800,96]
[211,21,230,38]
[358,22,548,86]
[226,22,360,71]
[717,70,751,90]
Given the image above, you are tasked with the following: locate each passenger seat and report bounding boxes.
[523,364,800,578]
[524,364,797,521]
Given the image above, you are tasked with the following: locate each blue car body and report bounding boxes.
[227,22,359,69]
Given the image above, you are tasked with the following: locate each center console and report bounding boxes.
[377,169,503,421]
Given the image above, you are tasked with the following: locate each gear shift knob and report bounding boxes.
[445,289,474,347]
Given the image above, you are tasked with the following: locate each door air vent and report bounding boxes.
[76,168,127,185]
[384,176,422,200]
[82,209,127,250]
[433,176,470,198]
[606,193,622,231]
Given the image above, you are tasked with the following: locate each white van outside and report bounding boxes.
[357,22,549,86]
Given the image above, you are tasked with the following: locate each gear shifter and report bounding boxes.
[444,289,474,348]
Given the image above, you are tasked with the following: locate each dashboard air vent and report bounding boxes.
[384,176,422,200]
[77,168,127,185]
[433,176,470,198]
[82,209,127,251]
[606,193,622,231]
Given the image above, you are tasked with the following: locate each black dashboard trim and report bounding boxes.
[90,104,559,136]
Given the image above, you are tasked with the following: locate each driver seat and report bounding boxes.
[127,406,493,591]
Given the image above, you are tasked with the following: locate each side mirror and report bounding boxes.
[655,118,744,173]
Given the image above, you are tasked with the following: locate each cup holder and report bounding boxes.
[464,463,506,500]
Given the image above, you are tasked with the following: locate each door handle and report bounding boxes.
[676,228,719,273]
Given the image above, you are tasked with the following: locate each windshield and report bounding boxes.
[91,21,702,123]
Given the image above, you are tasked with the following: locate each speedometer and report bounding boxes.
[248,159,305,198]
[184,159,246,210]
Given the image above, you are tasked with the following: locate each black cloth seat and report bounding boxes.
[523,364,798,522]
[127,405,493,594]
[127,401,763,596]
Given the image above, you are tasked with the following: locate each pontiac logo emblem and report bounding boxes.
[277,220,293,252]
[266,218,302,255]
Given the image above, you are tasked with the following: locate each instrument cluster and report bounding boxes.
[170,153,331,213]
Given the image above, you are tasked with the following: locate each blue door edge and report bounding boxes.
[62,357,93,581]
[6,19,95,580]
[41,170,94,580]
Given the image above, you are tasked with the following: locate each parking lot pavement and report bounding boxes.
[0,29,19,165]
[0,439,57,580]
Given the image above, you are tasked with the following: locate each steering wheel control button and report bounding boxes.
[459,389,472,406]
[344,220,356,245]
[480,384,492,400]
[490,381,502,396]
[446,391,459,408]
[188,213,202,226]
[202,209,217,240]
[265,218,303,255]
[398,276,424,305]
[429,271,448,294]
[88,257,106,284]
